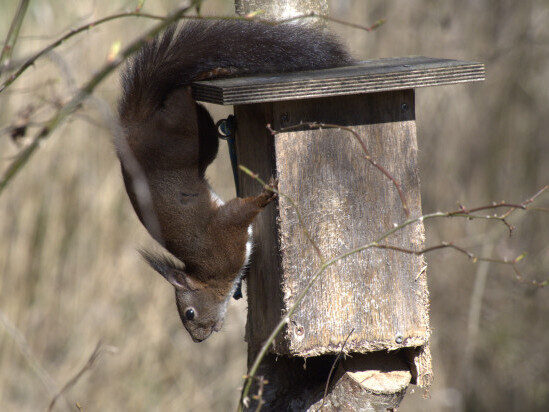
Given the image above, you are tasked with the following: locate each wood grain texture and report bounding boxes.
[193,57,484,105]
[234,103,284,359]
[273,90,429,357]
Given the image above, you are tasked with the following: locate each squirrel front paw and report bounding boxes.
[256,177,278,208]
[264,176,278,192]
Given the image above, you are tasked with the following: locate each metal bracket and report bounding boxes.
[216,114,239,196]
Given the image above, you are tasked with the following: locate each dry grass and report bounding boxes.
[0,0,548,411]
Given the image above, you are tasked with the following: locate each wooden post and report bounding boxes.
[235,0,328,23]
[193,58,484,410]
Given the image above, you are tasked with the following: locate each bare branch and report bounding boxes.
[0,0,30,70]
[0,2,202,196]
[453,186,547,218]
[0,6,373,92]
[252,376,267,412]
[0,10,167,93]
[447,186,548,235]
[371,242,546,288]
[47,340,118,412]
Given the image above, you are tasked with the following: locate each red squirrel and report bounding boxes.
[116,20,351,342]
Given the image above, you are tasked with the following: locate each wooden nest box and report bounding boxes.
[193,57,484,410]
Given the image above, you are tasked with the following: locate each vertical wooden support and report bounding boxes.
[192,57,484,410]
[235,0,328,22]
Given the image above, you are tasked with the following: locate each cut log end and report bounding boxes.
[310,352,413,412]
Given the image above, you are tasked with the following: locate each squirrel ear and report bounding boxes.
[161,268,189,290]
[139,250,202,291]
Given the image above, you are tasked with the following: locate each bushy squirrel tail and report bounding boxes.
[118,20,353,124]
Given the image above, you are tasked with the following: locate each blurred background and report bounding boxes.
[0,0,547,410]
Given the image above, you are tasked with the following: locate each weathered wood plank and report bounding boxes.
[234,103,284,356]
[274,90,428,356]
[193,57,484,104]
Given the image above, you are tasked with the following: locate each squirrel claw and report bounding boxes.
[264,177,278,192]
[257,177,278,207]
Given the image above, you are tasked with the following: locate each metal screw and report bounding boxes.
[401,103,408,112]
[395,333,404,344]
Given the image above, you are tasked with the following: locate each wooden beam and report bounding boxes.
[193,57,484,105]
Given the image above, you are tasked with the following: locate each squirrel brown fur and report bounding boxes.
[116,20,352,342]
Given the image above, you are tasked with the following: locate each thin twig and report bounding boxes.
[0,308,60,400]
[370,242,545,288]
[252,376,267,412]
[0,7,382,92]
[452,186,547,218]
[318,328,355,411]
[0,7,384,191]
[238,186,548,409]
[460,242,492,394]
[0,10,166,93]
[448,185,549,235]
[0,0,30,70]
[47,340,118,412]
[267,122,410,218]
[0,1,201,196]
[1,8,269,91]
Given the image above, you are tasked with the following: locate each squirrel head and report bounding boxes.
[141,251,225,342]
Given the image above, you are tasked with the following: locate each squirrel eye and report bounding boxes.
[184,308,195,320]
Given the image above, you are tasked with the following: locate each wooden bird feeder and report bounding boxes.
[193,57,484,410]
